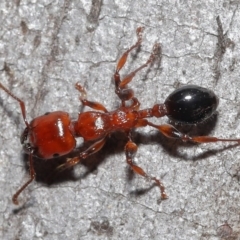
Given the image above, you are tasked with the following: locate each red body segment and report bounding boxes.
[74,112,110,141]
[28,111,76,159]
[109,108,139,130]
[74,108,139,141]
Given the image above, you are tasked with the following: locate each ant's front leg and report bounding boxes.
[57,137,107,172]
[125,137,168,200]
[12,151,36,205]
[114,27,160,107]
[75,82,108,113]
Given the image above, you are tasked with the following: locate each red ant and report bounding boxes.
[1,27,240,205]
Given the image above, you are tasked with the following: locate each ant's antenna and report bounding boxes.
[0,83,29,127]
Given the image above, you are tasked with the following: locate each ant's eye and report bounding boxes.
[23,143,32,153]
[20,128,29,144]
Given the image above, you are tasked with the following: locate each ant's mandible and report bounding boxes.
[1,27,240,205]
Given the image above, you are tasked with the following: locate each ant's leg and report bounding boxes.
[129,97,140,111]
[114,27,144,90]
[75,82,108,113]
[12,151,36,205]
[57,137,107,172]
[150,123,240,144]
[137,119,240,144]
[114,30,160,104]
[115,43,160,104]
[116,42,160,92]
[125,138,168,200]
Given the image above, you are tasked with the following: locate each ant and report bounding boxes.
[1,27,240,205]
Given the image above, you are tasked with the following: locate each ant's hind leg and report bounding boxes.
[125,139,168,200]
[114,27,144,87]
[75,82,108,113]
[137,119,240,144]
[151,123,240,144]
[114,28,160,105]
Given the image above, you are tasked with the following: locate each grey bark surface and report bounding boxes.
[0,1,240,239]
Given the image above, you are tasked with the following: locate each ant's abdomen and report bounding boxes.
[164,85,219,124]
